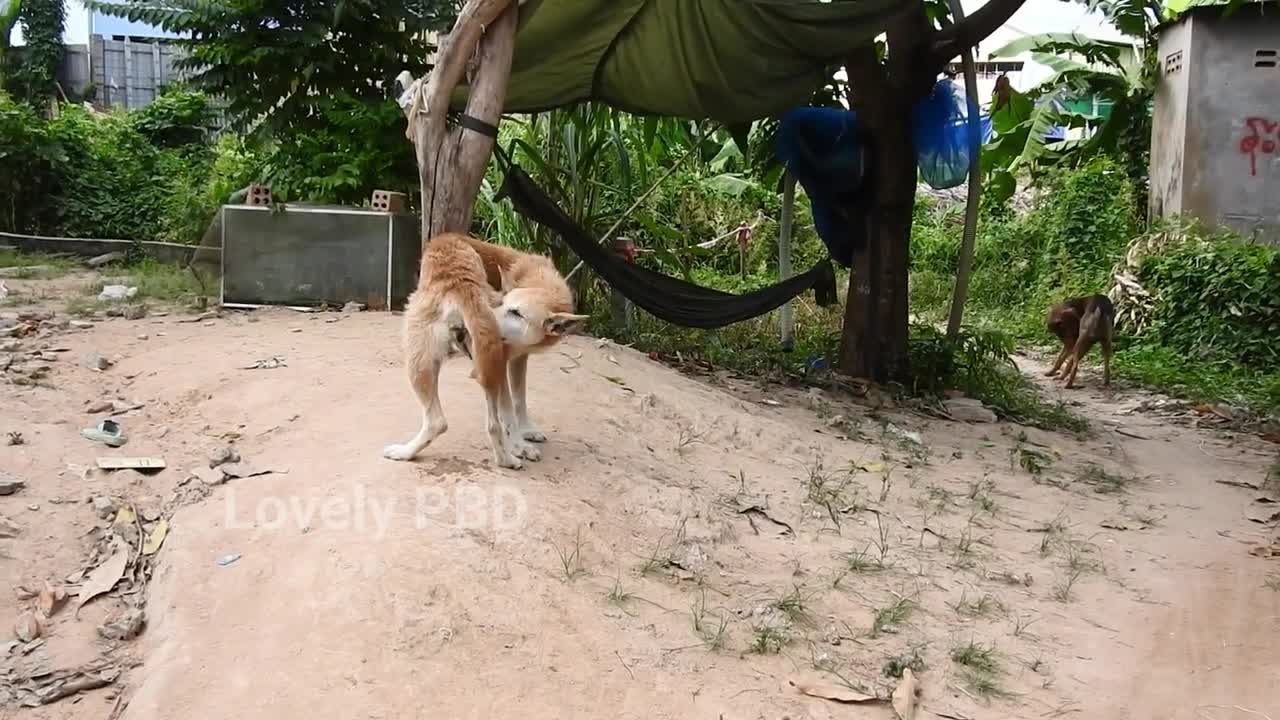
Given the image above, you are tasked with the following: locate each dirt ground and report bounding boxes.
[3,270,1279,720]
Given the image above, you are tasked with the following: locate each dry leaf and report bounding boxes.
[14,611,42,642]
[142,519,169,555]
[1101,518,1149,531]
[857,461,888,473]
[1216,478,1262,490]
[892,669,919,719]
[220,463,285,479]
[113,505,136,527]
[789,678,879,704]
[76,539,129,613]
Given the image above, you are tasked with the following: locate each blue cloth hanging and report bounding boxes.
[774,107,870,267]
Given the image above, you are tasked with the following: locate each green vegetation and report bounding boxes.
[1,88,253,244]
[911,157,1279,418]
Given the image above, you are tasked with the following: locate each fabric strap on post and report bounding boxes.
[456,113,501,138]
[492,148,838,330]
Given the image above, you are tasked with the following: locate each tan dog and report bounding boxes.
[382,233,528,468]
[1045,294,1115,389]
[462,236,587,445]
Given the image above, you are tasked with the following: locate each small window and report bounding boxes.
[1256,49,1278,68]
[1165,50,1184,74]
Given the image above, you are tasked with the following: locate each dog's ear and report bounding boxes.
[545,313,589,336]
[498,265,515,292]
[487,289,505,308]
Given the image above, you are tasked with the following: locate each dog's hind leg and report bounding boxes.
[1101,324,1113,387]
[1063,335,1094,389]
[508,353,545,443]
[383,353,447,461]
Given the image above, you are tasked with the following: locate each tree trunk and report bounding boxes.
[838,104,914,382]
[412,0,516,247]
[831,0,1031,382]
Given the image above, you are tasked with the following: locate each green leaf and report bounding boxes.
[708,137,744,174]
[702,173,756,197]
[989,32,1135,71]
[990,87,1032,135]
[986,169,1016,202]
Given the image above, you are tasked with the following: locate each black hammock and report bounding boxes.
[493,154,838,330]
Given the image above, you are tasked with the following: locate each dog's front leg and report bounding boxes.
[483,381,524,470]
[500,368,541,462]
[1045,342,1072,377]
[508,353,545,443]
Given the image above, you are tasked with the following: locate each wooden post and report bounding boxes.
[945,0,983,339]
[610,236,634,332]
[778,172,796,351]
[412,0,517,247]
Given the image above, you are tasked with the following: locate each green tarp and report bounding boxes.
[456,0,906,125]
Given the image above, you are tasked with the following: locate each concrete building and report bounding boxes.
[1150,1,1280,243]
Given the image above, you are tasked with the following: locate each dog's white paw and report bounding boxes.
[497,453,524,470]
[521,428,547,443]
[515,441,542,462]
[383,444,417,461]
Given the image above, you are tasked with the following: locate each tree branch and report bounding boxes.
[885,2,931,92]
[929,0,1030,65]
[844,43,888,121]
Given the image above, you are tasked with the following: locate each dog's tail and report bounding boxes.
[448,282,505,387]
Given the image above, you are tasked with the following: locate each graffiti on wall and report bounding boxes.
[1240,117,1278,176]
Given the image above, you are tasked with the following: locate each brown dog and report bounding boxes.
[382,233,527,468]
[1045,294,1115,389]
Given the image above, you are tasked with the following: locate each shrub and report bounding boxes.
[258,94,417,206]
[0,92,63,233]
[1136,237,1279,371]
[44,105,179,240]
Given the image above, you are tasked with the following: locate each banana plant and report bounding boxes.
[983,29,1150,200]
[982,0,1262,201]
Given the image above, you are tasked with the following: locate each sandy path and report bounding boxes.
[3,296,1278,720]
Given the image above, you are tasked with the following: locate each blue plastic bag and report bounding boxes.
[912,79,992,190]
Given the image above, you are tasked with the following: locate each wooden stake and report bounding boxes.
[778,172,796,350]
[412,0,517,247]
[945,0,983,339]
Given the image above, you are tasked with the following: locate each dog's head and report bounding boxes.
[1046,306,1079,339]
[495,287,588,347]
